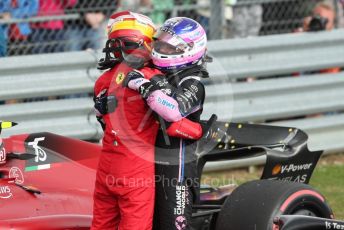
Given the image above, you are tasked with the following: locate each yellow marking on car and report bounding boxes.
[0,121,17,129]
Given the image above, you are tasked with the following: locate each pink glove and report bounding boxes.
[147,90,182,122]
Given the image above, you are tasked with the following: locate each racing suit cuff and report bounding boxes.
[166,118,203,140]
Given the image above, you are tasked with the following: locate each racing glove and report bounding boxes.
[124,69,183,122]
[94,89,108,116]
[94,89,117,116]
[123,70,160,99]
[123,67,171,95]
[94,89,117,131]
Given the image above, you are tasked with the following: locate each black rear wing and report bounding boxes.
[197,121,322,184]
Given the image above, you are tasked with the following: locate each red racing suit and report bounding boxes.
[91,63,159,230]
[91,64,203,230]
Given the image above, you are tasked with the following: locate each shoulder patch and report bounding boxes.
[116,72,125,84]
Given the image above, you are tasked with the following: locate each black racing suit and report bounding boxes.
[153,66,208,230]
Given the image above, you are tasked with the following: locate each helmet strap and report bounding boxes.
[98,39,123,70]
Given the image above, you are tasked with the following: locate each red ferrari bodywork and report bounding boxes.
[0,132,101,229]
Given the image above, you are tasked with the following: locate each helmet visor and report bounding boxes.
[153,30,191,55]
[118,36,144,50]
[153,41,184,55]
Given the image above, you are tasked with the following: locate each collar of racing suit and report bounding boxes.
[165,65,209,86]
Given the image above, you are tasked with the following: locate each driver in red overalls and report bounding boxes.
[91,11,203,230]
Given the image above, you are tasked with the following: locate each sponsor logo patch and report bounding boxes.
[174,185,186,215]
[116,72,125,84]
[325,221,344,229]
[9,167,24,185]
[0,141,6,164]
[28,137,47,163]
[157,97,176,110]
[271,174,308,183]
[175,215,187,230]
[0,186,12,199]
[272,164,282,176]
[272,163,313,175]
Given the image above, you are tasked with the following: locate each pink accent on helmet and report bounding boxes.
[151,17,207,70]
[179,26,205,43]
[152,49,205,67]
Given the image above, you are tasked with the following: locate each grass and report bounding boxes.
[310,159,344,219]
[202,153,344,219]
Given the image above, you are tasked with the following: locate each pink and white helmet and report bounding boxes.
[151,17,207,71]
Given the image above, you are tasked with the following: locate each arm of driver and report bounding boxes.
[146,78,205,122]
[166,118,203,140]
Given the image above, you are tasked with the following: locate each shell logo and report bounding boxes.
[272,164,282,175]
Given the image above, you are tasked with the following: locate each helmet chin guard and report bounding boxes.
[122,53,145,69]
[98,38,146,70]
[98,39,122,70]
